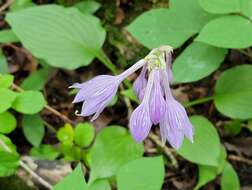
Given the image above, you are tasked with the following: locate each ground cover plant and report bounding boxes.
[0,0,252,189]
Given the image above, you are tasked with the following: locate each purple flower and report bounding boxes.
[71,46,194,149]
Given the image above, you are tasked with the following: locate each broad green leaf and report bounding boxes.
[178,116,221,166]
[74,123,95,148]
[117,157,165,190]
[173,42,227,83]
[0,30,19,43]
[89,180,111,190]
[30,144,60,160]
[221,162,240,190]
[0,74,14,89]
[89,126,144,183]
[0,152,19,177]
[53,164,87,190]
[197,15,252,48]
[12,91,46,114]
[0,50,8,74]
[21,66,55,90]
[22,114,45,147]
[121,88,139,103]
[6,5,106,69]
[0,112,16,134]
[214,65,252,119]
[127,0,214,49]
[194,146,227,190]
[0,134,17,153]
[240,0,252,18]
[198,0,240,14]
[57,123,74,144]
[0,89,18,113]
[74,0,101,14]
[10,0,34,11]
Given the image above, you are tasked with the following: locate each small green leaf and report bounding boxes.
[117,156,165,190]
[0,112,16,134]
[74,0,101,14]
[198,0,240,14]
[0,30,19,44]
[53,164,87,190]
[221,162,240,190]
[0,74,14,88]
[0,134,17,153]
[21,66,55,90]
[197,15,252,48]
[0,152,19,177]
[223,120,242,136]
[0,89,18,113]
[173,42,227,83]
[127,0,214,49]
[57,123,74,144]
[194,146,227,190]
[7,5,106,69]
[178,116,221,166]
[30,144,59,160]
[22,114,45,147]
[12,91,46,114]
[214,65,252,119]
[74,123,95,148]
[89,180,111,190]
[0,50,8,74]
[89,126,144,183]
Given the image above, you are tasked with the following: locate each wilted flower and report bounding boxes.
[71,45,194,149]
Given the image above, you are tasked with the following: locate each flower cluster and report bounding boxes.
[70,46,193,149]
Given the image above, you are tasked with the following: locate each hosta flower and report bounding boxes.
[71,45,194,149]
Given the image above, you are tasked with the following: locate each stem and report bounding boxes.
[184,96,214,108]
[0,139,53,189]
[149,132,178,168]
[95,50,117,75]
[238,49,252,59]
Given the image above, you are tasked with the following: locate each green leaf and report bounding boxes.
[194,146,227,190]
[57,123,74,144]
[178,116,221,166]
[214,65,252,119]
[21,66,55,90]
[10,0,34,11]
[12,91,46,114]
[198,0,240,14]
[196,15,252,48]
[0,50,8,74]
[53,164,87,190]
[0,74,14,89]
[30,144,60,160]
[121,88,139,103]
[74,0,101,14]
[89,126,144,183]
[0,134,18,153]
[117,156,165,190]
[88,180,111,190]
[74,123,95,148]
[0,152,19,177]
[127,0,214,49]
[0,88,18,113]
[22,114,45,147]
[0,112,16,134]
[173,42,227,83]
[7,5,106,69]
[0,30,19,44]
[221,162,240,190]
[223,120,242,136]
[240,0,252,18]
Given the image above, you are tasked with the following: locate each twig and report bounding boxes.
[0,139,52,189]
[11,83,74,125]
[0,0,14,13]
[229,154,252,165]
[149,132,178,168]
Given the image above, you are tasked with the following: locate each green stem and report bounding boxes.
[184,96,214,108]
[96,50,117,75]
